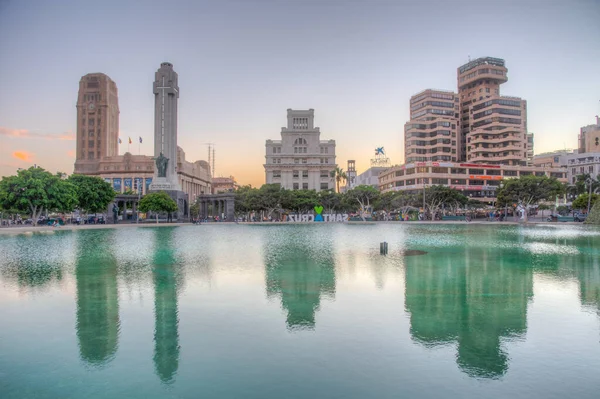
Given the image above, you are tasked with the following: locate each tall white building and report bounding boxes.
[265,109,336,191]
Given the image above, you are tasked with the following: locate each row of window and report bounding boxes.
[290,183,330,190]
[411,108,456,118]
[406,139,453,146]
[406,121,455,130]
[473,108,522,120]
[472,98,521,111]
[406,130,455,139]
[391,167,551,177]
[411,92,455,104]
[410,100,455,111]
[272,170,331,178]
[472,117,522,129]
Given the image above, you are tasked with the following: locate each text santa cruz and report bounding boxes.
[286,213,349,222]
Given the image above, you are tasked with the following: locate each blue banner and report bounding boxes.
[124,178,132,191]
[104,178,111,184]
[134,178,143,193]
[113,178,122,192]
[145,178,153,192]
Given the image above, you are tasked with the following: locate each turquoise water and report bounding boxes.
[0,224,599,398]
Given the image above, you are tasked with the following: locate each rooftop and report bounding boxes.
[458,57,505,74]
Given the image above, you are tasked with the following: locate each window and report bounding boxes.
[451,168,466,174]
[89,130,94,137]
[88,152,94,159]
[293,170,299,178]
[302,183,308,189]
[272,170,281,178]
[302,170,308,178]
[294,158,299,164]
[504,170,518,176]
[451,179,466,185]
[416,167,428,173]
[320,170,329,178]
[432,178,448,185]
[395,170,404,177]
[432,167,448,174]
[405,168,415,175]
[486,169,501,175]
[302,158,307,164]
[88,140,95,148]
[272,147,277,154]
[469,169,484,175]
[320,183,329,190]
[520,171,532,176]
[293,183,299,190]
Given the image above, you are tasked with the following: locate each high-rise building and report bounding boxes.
[578,116,600,154]
[346,160,357,189]
[457,57,528,166]
[74,73,119,166]
[526,133,534,165]
[265,109,336,191]
[404,89,460,163]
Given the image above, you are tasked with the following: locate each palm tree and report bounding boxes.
[330,166,347,193]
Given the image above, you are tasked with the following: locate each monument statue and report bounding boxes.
[154,152,169,178]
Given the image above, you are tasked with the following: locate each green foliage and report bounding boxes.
[67,174,115,214]
[138,191,178,214]
[0,167,78,225]
[122,189,137,195]
[496,175,565,209]
[345,185,380,220]
[572,193,598,211]
[585,200,600,225]
[330,166,347,193]
[417,185,468,220]
[569,174,600,197]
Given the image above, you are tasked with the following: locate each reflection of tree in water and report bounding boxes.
[404,248,533,379]
[75,229,120,366]
[264,230,336,331]
[152,227,181,384]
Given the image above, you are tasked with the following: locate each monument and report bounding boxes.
[148,62,188,219]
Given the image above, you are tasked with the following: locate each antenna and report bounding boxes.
[203,143,215,179]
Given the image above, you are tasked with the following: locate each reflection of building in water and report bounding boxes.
[264,232,336,330]
[558,252,600,316]
[404,248,533,378]
[152,227,181,384]
[75,230,120,366]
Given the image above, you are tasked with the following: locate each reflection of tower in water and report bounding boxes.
[264,230,336,331]
[152,227,181,384]
[404,247,533,378]
[75,229,120,366]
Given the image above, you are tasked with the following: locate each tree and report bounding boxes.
[417,186,468,221]
[317,189,341,214]
[585,200,600,225]
[572,193,598,211]
[537,203,551,217]
[0,167,78,226]
[256,184,287,219]
[345,185,380,221]
[330,166,347,193]
[138,191,178,223]
[496,175,565,222]
[67,174,115,215]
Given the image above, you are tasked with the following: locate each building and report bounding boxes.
[346,160,357,190]
[404,89,460,163]
[532,149,575,168]
[579,117,600,154]
[566,152,600,185]
[73,71,211,201]
[74,73,119,165]
[526,133,534,165]
[355,167,389,189]
[265,109,336,191]
[212,176,238,193]
[378,161,567,202]
[457,57,528,166]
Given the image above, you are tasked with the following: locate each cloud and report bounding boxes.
[0,126,75,141]
[12,151,34,162]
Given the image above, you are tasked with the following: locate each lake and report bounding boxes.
[0,223,599,398]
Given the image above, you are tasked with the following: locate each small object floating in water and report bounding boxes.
[380,242,388,255]
[402,249,428,256]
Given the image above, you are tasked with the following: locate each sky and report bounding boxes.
[1,0,599,187]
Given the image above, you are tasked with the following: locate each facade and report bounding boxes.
[73,70,211,203]
[566,152,600,185]
[578,117,600,154]
[264,109,336,191]
[457,57,528,166]
[74,73,119,166]
[346,160,357,190]
[532,149,575,168]
[404,89,460,163]
[378,161,567,202]
[212,176,238,193]
[526,133,534,165]
[355,167,389,189]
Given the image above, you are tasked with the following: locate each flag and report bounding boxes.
[128,137,132,144]
[139,137,143,143]
[118,138,122,144]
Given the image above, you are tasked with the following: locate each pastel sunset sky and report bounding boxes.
[1,0,599,187]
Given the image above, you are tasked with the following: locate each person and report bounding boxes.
[76,216,81,225]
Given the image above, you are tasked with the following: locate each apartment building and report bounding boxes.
[457,57,529,166]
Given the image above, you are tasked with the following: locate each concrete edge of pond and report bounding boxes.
[0,220,594,235]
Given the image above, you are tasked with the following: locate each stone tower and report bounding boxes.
[150,62,180,190]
